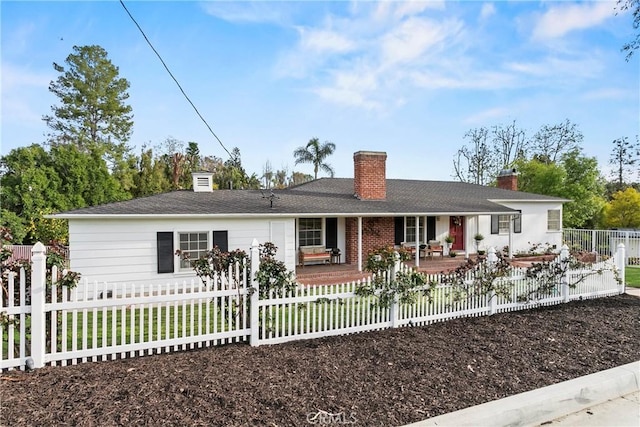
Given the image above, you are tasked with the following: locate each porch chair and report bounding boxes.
[428,240,444,258]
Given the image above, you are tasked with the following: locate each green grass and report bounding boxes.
[2,301,245,359]
[626,266,640,288]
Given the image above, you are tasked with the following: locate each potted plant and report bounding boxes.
[444,235,454,247]
[444,235,454,256]
[473,233,484,252]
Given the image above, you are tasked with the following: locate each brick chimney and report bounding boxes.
[497,168,518,191]
[354,151,387,200]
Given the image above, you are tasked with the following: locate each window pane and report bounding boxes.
[547,210,561,230]
[178,232,209,269]
[299,218,322,246]
[498,215,510,233]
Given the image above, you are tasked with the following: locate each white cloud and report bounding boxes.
[393,0,445,20]
[506,55,603,81]
[1,63,51,90]
[532,2,616,40]
[299,28,356,54]
[1,63,53,125]
[313,67,382,110]
[381,17,459,66]
[201,1,290,25]
[480,3,496,21]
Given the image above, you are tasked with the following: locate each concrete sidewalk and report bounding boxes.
[547,391,639,426]
[407,361,640,427]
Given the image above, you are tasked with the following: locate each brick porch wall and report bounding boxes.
[345,217,395,264]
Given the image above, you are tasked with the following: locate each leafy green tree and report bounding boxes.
[293,138,336,180]
[602,187,640,228]
[133,147,171,197]
[515,150,606,228]
[560,150,606,229]
[0,145,66,243]
[514,157,566,196]
[0,210,28,244]
[289,171,313,187]
[609,136,639,191]
[43,45,133,158]
[272,167,289,189]
[213,147,257,189]
[184,142,201,187]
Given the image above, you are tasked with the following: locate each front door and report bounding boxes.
[449,216,464,251]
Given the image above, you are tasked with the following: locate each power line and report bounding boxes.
[119,0,232,159]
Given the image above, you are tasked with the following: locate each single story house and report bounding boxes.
[52,151,568,284]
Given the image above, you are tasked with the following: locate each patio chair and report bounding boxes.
[428,240,444,258]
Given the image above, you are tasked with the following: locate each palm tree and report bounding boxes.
[293,138,336,180]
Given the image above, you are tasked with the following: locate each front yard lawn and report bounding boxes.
[626,266,640,288]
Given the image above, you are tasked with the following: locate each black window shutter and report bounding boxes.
[426,216,436,242]
[213,230,229,252]
[491,215,499,234]
[157,232,174,274]
[325,218,338,250]
[394,217,404,245]
[514,214,522,234]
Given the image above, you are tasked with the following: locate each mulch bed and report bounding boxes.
[1,295,639,426]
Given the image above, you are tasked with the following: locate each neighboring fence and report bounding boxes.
[1,242,626,371]
[563,228,640,265]
[3,244,69,264]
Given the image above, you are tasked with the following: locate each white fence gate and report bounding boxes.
[1,242,626,371]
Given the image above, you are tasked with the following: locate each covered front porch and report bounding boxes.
[295,254,473,286]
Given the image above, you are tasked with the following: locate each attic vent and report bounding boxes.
[192,172,214,192]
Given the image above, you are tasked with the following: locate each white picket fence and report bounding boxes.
[1,242,626,371]
[564,228,640,265]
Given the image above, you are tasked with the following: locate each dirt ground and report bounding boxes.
[1,295,638,427]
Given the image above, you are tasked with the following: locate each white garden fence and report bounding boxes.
[1,242,626,372]
[564,228,640,265]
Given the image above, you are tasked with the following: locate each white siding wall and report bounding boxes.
[478,202,564,254]
[69,217,296,284]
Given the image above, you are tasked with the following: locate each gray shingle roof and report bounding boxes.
[53,178,566,218]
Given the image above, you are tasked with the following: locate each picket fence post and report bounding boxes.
[615,243,626,294]
[560,244,570,303]
[30,242,47,369]
[487,247,497,315]
[389,252,400,328]
[249,239,260,347]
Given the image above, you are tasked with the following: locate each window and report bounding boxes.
[405,217,424,243]
[547,209,561,231]
[299,218,322,247]
[498,215,510,233]
[491,214,522,234]
[179,232,208,269]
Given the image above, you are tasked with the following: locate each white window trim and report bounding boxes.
[498,214,510,234]
[405,216,425,243]
[176,231,210,272]
[298,218,324,248]
[547,209,561,231]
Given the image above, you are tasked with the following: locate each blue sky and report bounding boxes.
[2,1,638,182]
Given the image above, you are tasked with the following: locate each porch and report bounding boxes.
[295,254,472,286]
